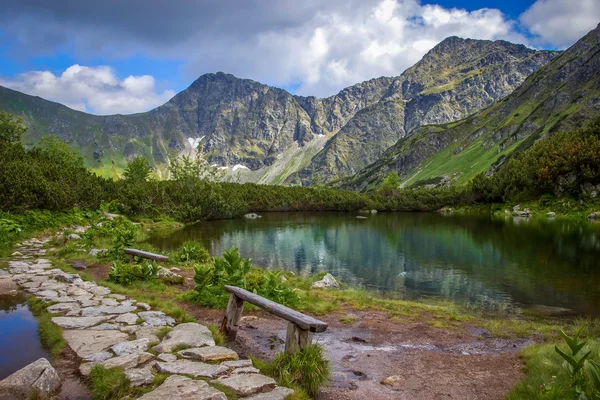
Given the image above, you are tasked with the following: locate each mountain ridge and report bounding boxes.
[0,36,559,181]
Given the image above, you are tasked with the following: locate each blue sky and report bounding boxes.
[0,0,598,115]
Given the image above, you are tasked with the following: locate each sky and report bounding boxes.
[0,0,598,115]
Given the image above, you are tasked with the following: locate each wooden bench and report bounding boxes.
[220,285,328,354]
[123,248,169,263]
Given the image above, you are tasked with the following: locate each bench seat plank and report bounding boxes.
[224,285,328,332]
[124,248,168,262]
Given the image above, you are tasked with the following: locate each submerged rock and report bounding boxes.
[0,358,61,398]
[311,273,340,289]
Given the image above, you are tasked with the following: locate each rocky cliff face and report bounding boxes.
[340,24,600,192]
[288,38,558,185]
[0,37,558,182]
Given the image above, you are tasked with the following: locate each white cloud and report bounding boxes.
[0,65,175,114]
[521,0,600,48]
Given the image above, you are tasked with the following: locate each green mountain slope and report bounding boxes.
[340,24,600,192]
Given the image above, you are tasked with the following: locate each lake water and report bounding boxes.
[147,212,600,316]
[0,293,49,380]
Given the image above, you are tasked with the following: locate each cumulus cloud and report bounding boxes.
[521,0,600,48]
[0,65,176,114]
[0,0,597,111]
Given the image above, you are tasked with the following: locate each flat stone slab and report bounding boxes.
[52,316,110,329]
[222,360,253,369]
[246,387,295,400]
[46,303,80,314]
[153,323,214,353]
[0,358,61,398]
[83,352,113,363]
[137,375,226,400]
[138,311,176,327]
[155,360,228,378]
[157,353,177,362]
[125,367,154,386]
[111,339,150,356]
[115,312,138,325]
[80,305,137,317]
[232,367,260,374]
[63,329,128,358]
[135,327,160,343]
[179,346,238,362]
[80,352,154,376]
[94,323,120,331]
[212,374,277,396]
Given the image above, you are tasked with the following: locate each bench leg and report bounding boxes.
[285,322,313,355]
[220,293,245,341]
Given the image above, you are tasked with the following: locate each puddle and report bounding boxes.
[0,293,49,380]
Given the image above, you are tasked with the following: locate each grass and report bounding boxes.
[339,316,356,324]
[27,297,65,358]
[155,327,172,340]
[87,365,131,400]
[208,324,225,346]
[506,339,600,400]
[251,345,329,398]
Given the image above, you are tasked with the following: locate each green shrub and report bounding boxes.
[107,261,158,286]
[174,241,210,263]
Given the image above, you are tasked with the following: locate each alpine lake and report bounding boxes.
[147,212,600,317]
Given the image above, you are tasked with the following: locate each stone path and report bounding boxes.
[2,236,294,400]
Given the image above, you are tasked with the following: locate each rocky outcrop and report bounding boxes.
[0,358,61,399]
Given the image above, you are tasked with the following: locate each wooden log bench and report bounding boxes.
[220,285,328,354]
[123,248,169,263]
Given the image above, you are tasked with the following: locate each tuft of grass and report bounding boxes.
[253,345,330,397]
[87,365,131,400]
[208,324,225,346]
[27,297,65,358]
[155,327,172,340]
[172,344,192,352]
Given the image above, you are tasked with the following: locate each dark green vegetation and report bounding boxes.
[87,365,131,400]
[508,326,600,400]
[27,297,65,358]
[342,24,600,193]
[182,246,300,308]
[0,39,556,184]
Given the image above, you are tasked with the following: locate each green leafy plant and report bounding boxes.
[215,247,252,287]
[175,241,210,263]
[555,326,593,399]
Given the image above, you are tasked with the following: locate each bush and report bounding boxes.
[174,241,210,263]
[107,261,158,286]
[187,247,299,308]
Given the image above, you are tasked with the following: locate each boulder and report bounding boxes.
[0,358,61,398]
[152,323,214,353]
[547,212,556,218]
[155,361,229,378]
[212,374,277,396]
[178,346,239,362]
[311,273,340,289]
[137,375,227,400]
[156,267,184,284]
[588,212,600,220]
[88,248,107,257]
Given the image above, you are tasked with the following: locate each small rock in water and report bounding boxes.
[547,212,556,218]
[356,216,367,219]
[244,213,261,219]
[311,273,340,289]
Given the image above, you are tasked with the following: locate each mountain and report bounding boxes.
[0,38,558,181]
[339,25,600,192]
